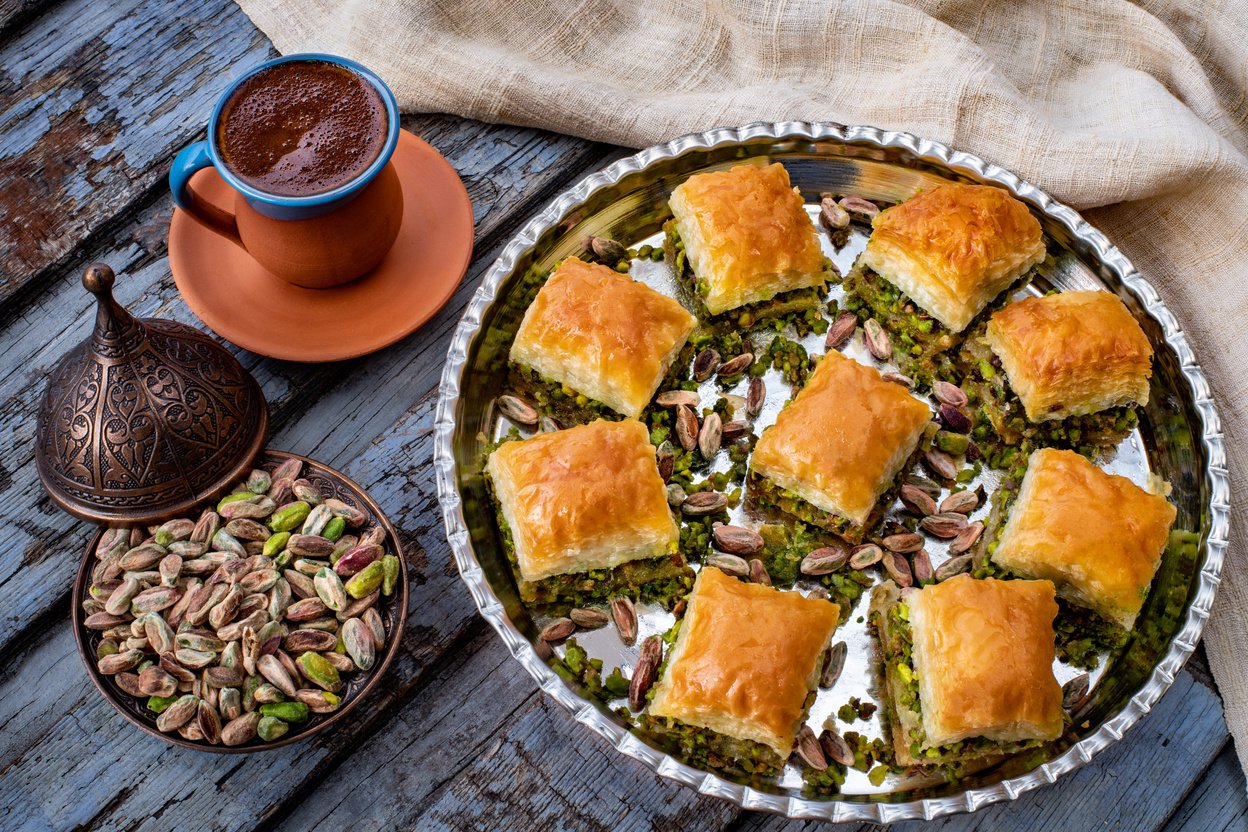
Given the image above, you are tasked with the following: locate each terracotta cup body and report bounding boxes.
[169,53,403,289]
[232,164,404,288]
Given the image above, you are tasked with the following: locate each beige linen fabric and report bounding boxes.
[235,0,1248,776]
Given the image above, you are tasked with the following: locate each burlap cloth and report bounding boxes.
[234,0,1248,779]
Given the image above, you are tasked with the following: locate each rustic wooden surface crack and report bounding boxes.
[0,0,1244,828]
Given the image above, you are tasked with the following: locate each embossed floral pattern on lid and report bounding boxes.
[36,263,267,525]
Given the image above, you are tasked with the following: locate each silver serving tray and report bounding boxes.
[434,123,1228,822]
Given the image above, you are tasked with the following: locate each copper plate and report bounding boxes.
[434,123,1228,821]
[72,449,409,753]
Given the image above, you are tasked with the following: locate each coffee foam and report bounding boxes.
[217,61,387,198]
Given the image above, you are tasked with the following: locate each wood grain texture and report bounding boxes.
[0,0,52,36]
[1163,743,1248,832]
[0,0,271,300]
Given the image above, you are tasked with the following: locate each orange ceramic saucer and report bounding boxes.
[170,130,474,362]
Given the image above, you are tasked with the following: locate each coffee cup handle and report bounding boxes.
[169,141,243,247]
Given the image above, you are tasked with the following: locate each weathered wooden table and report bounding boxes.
[1,1,1245,829]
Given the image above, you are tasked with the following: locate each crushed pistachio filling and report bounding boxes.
[837,697,878,723]
[818,570,875,620]
[973,475,1024,578]
[877,600,1051,771]
[1119,530,1200,679]
[639,715,787,779]
[959,330,1138,467]
[678,512,725,563]
[764,336,816,386]
[663,220,832,333]
[507,364,621,424]
[801,762,849,793]
[482,265,554,376]
[976,478,1130,670]
[687,327,753,369]
[486,476,693,613]
[553,638,631,706]
[1053,600,1130,670]
[841,263,961,387]
[758,521,830,587]
[748,472,869,543]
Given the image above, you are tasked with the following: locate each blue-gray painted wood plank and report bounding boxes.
[0,0,51,34]
[0,0,274,300]
[1163,743,1248,832]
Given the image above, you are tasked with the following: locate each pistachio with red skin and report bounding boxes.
[746,377,766,418]
[628,636,663,711]
[332,544,382,577]
[825,313,857,350]
[693,348,721,381]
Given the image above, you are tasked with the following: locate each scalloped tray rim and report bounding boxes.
[433,121,1228,822]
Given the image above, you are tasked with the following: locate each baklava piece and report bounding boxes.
[509,257,696,421]
[645,566,840,776]
[847,183,1045,384]
[749,351,933,543]
[989,448,1176,641]
[485,419,690,609]
[666,162,831,325]
[963,290,1152,464]
[873,575,1063,770]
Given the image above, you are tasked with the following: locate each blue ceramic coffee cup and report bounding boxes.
[169,53,404,288]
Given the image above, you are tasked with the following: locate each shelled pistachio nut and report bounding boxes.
[82,479,397,747]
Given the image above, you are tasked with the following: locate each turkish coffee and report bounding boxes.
[217,60,387,198]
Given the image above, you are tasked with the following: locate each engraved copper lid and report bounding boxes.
[36,263,268,525]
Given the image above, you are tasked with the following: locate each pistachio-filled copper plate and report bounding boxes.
[72,450,408,753]
[435,123,1227,822]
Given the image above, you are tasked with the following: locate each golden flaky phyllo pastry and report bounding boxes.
[647,566,839,758]
[993,448,1177,629]
[861,183,1045,333]
[986,290,1153,422]
[668,162,826,315]
[875,575,1063,766]
[509,258,695,418]
[750,350,932,529]
[909,576,1064,748]
[485,419,677,583]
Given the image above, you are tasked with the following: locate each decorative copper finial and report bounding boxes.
[35,263,269,525]
[82,262,113,293]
